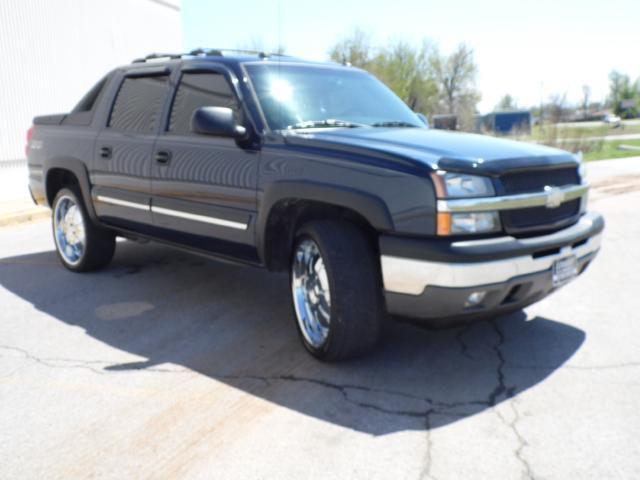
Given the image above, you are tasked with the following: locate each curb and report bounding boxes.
[0,207,50,227]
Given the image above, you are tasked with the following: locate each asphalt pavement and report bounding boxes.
[0,160,639,479]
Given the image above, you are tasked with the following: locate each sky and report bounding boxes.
[182,0,639,113]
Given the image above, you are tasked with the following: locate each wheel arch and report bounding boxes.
[44,158,98,222]
[257,181,394,271]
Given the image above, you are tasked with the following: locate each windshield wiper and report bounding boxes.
[287,119,368,130]
[371,121,420,128]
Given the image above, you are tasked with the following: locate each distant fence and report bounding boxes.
[0,159,27,169]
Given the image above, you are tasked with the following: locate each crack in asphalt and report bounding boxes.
[487,320,515,407]
[0,345,187,375]
[488,321,536,480]
[454,324,473,360]
[5,326,638,479]
[418,412,436,480]
[507,362,640,371]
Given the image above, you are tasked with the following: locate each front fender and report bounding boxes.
[256,180,394,262]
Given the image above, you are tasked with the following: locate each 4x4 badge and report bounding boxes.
[544,186,565,209]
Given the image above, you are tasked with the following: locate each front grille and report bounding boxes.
[501,167,579,194]
[501,199,580,234]
[499,166,581,235]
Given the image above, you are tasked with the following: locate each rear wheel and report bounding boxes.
[290,220,384,361]
[52,187,115,272]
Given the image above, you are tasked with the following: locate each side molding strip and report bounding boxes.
[96,195,149,211]
[95,195,248,230]
[151,206,248,230]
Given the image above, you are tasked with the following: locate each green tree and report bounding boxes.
[608,71,639,117]
[328,33,481,129]
[497,94,517,111]
[372,40,439,113]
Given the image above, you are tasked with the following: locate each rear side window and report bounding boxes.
[63,74,112,126]
[72,74,110,113]
[168,72,237,135]
[109,75,169,133]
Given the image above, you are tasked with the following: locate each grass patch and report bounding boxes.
[584,139,640,161]
[529,123,640,140]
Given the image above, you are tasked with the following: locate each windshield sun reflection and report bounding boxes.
[269,76,294,103]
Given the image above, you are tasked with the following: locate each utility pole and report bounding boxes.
[539,81,544,130]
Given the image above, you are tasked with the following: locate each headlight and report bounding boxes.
[432,171,500,235]
[432,171,495,198]
[437,212,501,235]
[575,152,587,182]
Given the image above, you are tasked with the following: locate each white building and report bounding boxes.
[0,0,183,163]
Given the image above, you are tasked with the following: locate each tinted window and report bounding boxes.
[168,72,236,135]
[63,74,113,126]
[109,75,169,133]
[72,74,110,113]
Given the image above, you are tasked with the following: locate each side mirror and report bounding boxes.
[416,112,429,128]
[191,106,247,138]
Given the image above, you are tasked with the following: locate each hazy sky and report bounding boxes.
[183,0,639,113]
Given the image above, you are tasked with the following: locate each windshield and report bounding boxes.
[244,63,424,131]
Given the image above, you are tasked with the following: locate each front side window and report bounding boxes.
[168,72,237,135]
[109,75,169,133]
[245,63,423,131]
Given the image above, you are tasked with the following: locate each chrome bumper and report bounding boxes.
[379,213,603,321]
[382,231,601,295]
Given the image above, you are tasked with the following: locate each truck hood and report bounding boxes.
[283,127,578,175]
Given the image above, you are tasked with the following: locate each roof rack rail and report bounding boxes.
[131,48,289,64]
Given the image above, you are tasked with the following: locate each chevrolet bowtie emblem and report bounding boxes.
[544,186,565,209]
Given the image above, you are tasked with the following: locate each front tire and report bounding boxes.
[290,220,384,361]
[52,187,115,272]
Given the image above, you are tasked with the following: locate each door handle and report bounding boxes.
[99,146,112,159]
[155,150,171,165]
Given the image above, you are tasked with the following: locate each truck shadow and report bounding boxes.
[0,240,585,436]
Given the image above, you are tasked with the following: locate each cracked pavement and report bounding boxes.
[1,161,639,479]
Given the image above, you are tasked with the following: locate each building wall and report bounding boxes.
[0,0,182,162]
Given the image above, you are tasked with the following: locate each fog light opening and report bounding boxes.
[464,291,487,308]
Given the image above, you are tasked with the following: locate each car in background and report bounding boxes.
[603,113,622,128]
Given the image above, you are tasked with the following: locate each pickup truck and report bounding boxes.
[26,49,604,361]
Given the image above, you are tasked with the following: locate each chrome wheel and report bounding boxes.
[53,195,86,266]
[291,238,332,348]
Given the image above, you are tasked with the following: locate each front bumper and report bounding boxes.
[380,212,604,322]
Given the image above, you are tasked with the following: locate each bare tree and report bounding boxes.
[328,29,373,68]
[430,44,481,129]
[430,44,479,114]
[548,93,567,123]
[236,36,285,55]
[581,85,591,115]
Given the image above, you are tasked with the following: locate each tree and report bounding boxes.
[329,32,439,115]
[327,28,372,68]
[581,85,591,115]
[608,71,639,117]
[497,94,517,111]
[328,33,481,129]
[236,36,285,55]
[548,93,567,123]
[430,44,481,129]
[608,70,627,109]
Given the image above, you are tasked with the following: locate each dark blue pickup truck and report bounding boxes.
[26,49,603,360]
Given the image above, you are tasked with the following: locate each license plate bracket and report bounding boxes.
[552,255,578,287]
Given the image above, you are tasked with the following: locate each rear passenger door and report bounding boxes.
[150,65,259,261]
[92,68,171,231]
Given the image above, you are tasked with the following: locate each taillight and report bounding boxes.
[25,126,34,158]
